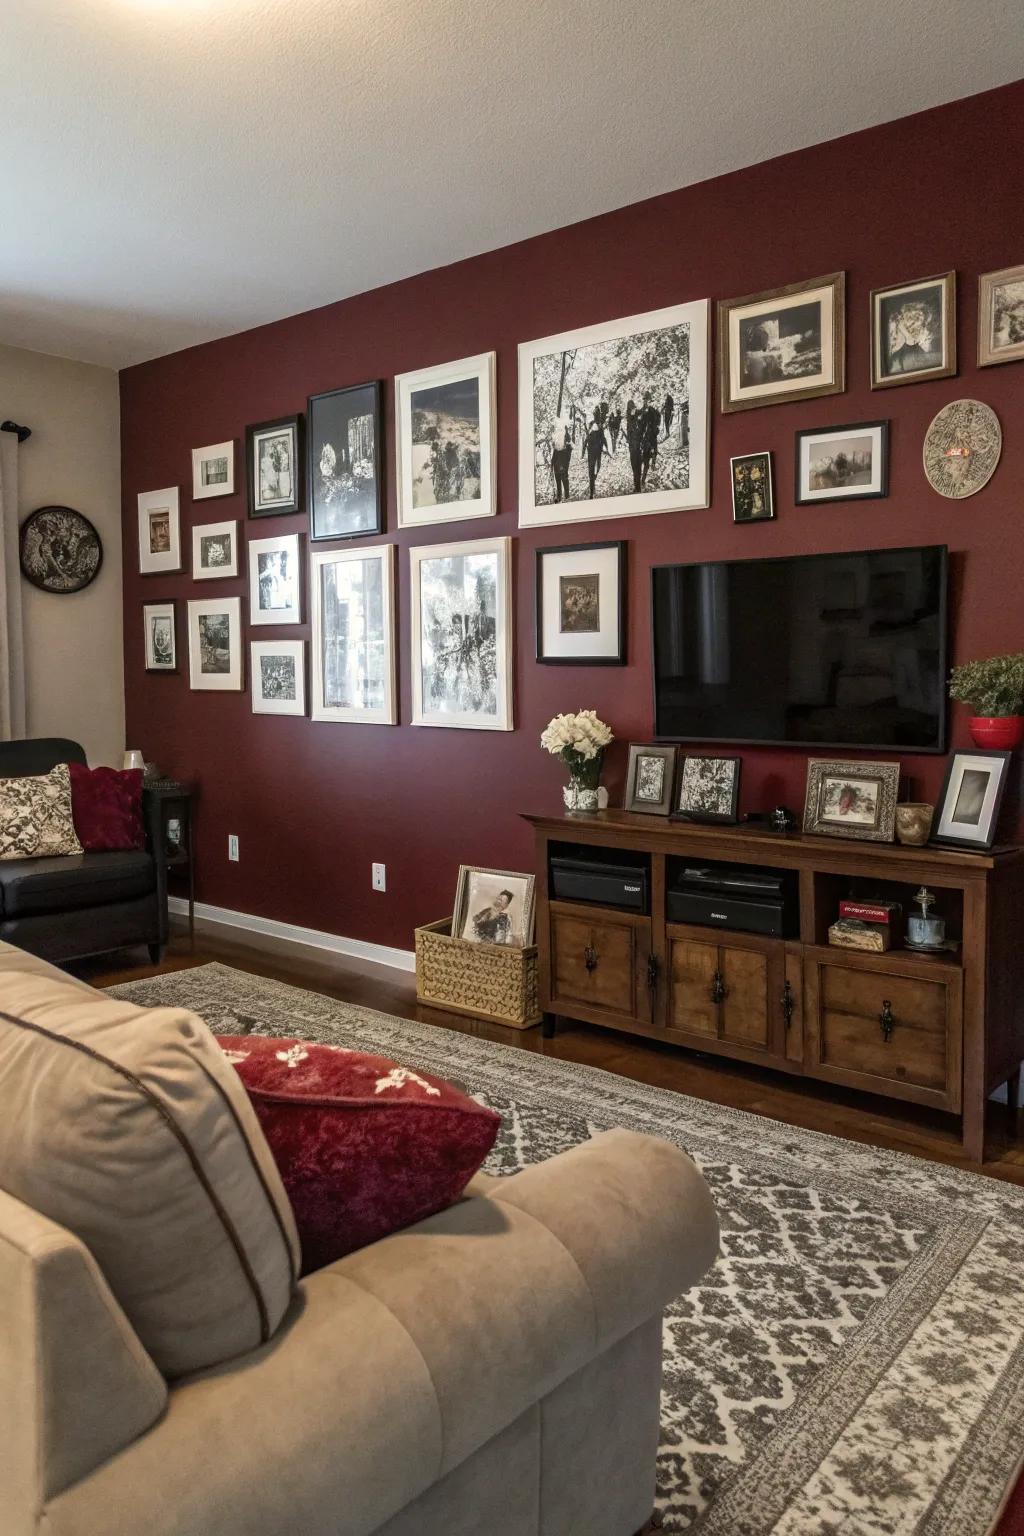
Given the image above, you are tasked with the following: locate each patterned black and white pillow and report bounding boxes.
[0,764,83,860]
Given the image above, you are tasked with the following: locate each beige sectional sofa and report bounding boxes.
[0,943,719,1536]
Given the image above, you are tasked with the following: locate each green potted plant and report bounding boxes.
[949,652,1024,749]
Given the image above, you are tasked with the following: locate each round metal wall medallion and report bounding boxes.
[922,398,1002,499]
[19,505,103,593]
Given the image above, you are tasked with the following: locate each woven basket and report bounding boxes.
[414,918,542,1030]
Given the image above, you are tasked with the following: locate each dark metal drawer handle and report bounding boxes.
[880,1000,895,1042]
[782,979,795,1029]
[584,945,598,973]
[647,954,660,991]
[711,970,727,1005]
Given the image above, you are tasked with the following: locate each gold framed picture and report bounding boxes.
[871,272,956,388]
[718,272,845,414]
[978,264,1024,368]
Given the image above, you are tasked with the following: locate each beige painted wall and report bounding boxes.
[0,343,123,765]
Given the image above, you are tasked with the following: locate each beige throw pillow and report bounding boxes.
[0,762,83,859]
[0,970,300,1378]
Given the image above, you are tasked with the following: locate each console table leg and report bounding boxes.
[962,1095,985,1164]
[1008,1066,1021,1138]
[541,1013,558,1039]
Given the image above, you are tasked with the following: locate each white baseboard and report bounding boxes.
[167,896,415,973]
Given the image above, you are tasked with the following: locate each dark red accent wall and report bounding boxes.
[120,81,1024,953]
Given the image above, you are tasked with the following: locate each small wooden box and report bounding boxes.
[415,918,542,1030]
[828,917,891,953]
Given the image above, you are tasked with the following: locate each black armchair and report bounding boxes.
[0,738,168,965]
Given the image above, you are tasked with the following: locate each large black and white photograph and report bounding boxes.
[396,352,496,526]
[310,545,396,724]
[452,865,536,949]
[251,640,306,717]
[246,415,303,517]
[19,505,102,593]
[248,532,301,626]
[871,272,956,388]
[192,520,239,578]
[143,601,176,672]
[187,596,242,690]
[308,382,383,540]
[933,749,1011,849]
[137,486,182,575]
[410,536,512,730]
[718,273,844,413]
[979,264,1024,368]
[518,300,709,527]
[795,421,888,504]
[536,541,626,665]
[191,439,235,500]
[674,755,741,823]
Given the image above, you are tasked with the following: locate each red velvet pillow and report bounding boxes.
[67,764,145,852]
[217,1036,501,1274]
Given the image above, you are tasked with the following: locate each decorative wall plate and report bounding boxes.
[19,505,103,593]
[922,398,1002,499]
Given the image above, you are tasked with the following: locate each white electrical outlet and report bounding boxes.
[372,862,386,892]
[228,834,239,862]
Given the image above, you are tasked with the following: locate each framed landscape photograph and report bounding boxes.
[518,298,710,527]
[730,452,775,522]
[795,421,888,505]
[396,352,496,527]
[137,486,182,575]
[143,601,176,672]
[933,749,1011,850]
[802,759,900,843]
[978,264,1024,367]
[192,520,239,579]
[307,382,382,540]
[250,640,306,717]
[191,440,235,500]
[187,596,243,691]
[624,743,677,816]
[410,536,512,731]
[246,415,302,517]
[871,272,956,388]
[718,272,845,413]
[536,540,626,664]
[310,544,396,725]
[248,532,301,625]
[452,865,536,948]
[673,755,741,824]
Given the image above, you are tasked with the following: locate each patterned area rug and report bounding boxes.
[109,963,1024,1536]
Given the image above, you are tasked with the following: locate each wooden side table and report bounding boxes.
[146,779,197,948]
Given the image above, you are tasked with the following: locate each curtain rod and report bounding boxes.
[0,421,31,442]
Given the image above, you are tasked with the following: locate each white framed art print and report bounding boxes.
[192,440,235,499]
[310,544,396,725]
[251,641,306,716]
[137,487,182,575]
[192,520,239,579]
[395,352,496,527]
[410,535,513,731]
[187,596,243,691]
[248,532,301,625]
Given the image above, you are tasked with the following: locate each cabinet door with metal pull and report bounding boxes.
[549,904,652,1024]
[667,930,788,1059]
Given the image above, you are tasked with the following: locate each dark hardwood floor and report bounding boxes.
[80,927,1024,1186]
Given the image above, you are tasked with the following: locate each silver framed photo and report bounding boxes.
[802,758,900,842]
[310,544,396,725]
[452,865,536,948]
[248,532,301,626]
[250,640,306,717]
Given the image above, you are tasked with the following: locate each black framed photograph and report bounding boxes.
[718,273,845,414]
[795,421,888,505]
[802,758,900,842]
[673,755,741,823]
[871,272,956,388]
[246,415,303,517]
[536,540,626,664]
[932,749,1012,850]
[143,601,176,672]
[307,381,383,541]
[730,453,775,523]
[624,743,677,816]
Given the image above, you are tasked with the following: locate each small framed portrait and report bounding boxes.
[730,452,775,523]
[308,381,383,540]
[673,755,741,824]
[624,743,677,816]
[718,272,845,414]
[795,421,888,505]
[310,544,396,725]
[246,415,303,517]
[536,540,626,664]
[933,749,1012,850]
[187,596,243,691]
[978,264,1024,368]
[248,532,301,625]
[250,640,306,717]
[137,486,182,575]
[396,352,496,527]
[143,601,177,672]
[871,272,956,388]
[452,866,536,948]
[192,440,235,500]
[802,759,900,842]
[192,520,239,579]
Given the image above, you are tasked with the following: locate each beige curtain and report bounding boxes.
[0,431,26,738]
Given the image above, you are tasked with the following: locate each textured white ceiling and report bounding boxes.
[2,0,1020,369]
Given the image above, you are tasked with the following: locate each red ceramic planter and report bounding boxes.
[969,716,1024,750]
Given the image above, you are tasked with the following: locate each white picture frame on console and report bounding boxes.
[410,535,513,730]
[310,544,396,725]
[137,486,182,575]
[395,351,497,528]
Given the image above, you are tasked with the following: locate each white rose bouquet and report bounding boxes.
[540,710,614,810]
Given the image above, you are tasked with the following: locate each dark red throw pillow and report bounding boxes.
[217,1036,501,1274]
[67,764,145,852]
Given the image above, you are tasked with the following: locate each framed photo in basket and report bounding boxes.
[452,866,536,948]
[932,749,1012,850]
[802,759,900,842]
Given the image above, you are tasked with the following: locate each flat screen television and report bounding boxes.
[651,545,948,751]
